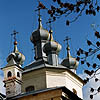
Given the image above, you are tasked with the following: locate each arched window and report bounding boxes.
[7,71,12,77]
[72,88,77,95]
[17,72,20,77]
[25,86,35,92]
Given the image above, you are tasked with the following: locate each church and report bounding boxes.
[0,3,84,100]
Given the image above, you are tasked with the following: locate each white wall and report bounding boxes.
[46,70,83,99]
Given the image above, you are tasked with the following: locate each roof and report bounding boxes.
[0,93,6,99]
[7,86,82,100]
[23,59,68,73]
[23,59,84,84]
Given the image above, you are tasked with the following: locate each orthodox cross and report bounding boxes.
[64,36,71,47]
[64,36,71,57]
[35,0,43,29]
[35,0,41,18]
[11,30,19,42]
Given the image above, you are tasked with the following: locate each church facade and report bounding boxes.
[1,6,84,100]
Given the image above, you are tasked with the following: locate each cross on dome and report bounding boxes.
[64,36,71,57]
[11,30,19,43]
[61,36,79,71]
[64,36,71,48]
[35,1,43,29]
[6,30,25,66]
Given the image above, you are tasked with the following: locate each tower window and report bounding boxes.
[7,71,12,77]
[17,72,20,77]
[25,86,35,92]
[72,88,77,95]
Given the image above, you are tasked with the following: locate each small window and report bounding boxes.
[17,72,20,77]
[25,86,35,92]
[7,71,12,77]
[73,88,77,95]
[6,91,11,94]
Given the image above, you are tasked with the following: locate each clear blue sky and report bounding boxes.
[0,0,100,74]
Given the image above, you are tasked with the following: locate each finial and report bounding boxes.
[11,30,19,52]
[48,18,53,41]
[37,1,42,29]
[64,36,71,57]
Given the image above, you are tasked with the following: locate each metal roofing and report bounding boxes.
[7,86,82,100]
[23,59,84,84]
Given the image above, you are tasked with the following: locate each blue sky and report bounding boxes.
[0,0,100,99]
[0,0,100,72]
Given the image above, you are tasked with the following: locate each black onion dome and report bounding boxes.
[61,57,79,69]
[61,46,79,69]
[30,18,50,44]
[43,30,62,55]
[7,41,25,66]
[43,40,62,54]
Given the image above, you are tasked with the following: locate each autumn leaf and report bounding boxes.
[93,10,96,16]
[96,41,100,47]
[86,62,90,67]
[92,63,97,68]
[87,40,92,46]
[57,0,61,4]
[84,70,94,76]
[95,31,100,38]
[90,95,93,99]
[39,2,45,9]
[89,48,92,52]
[76,57,80,61]
[48,10,53,14]
[66,20,70,26]
[77,51,80,56]
[95,78,99,82]
[97,87,100,92]
[81,61,84,64]
[86,9,89,15]
[53,0,56,2]
[85,52,88,57]
[97,54,100,60]
[79,48,83,54]
[84,78,89,84]
[89,4,93,9]
[97,6,100,12]
[90,88,94,93]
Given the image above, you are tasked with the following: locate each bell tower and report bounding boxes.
[2,30,25,98]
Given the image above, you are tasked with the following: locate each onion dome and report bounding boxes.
[7,41,25,66]
[30,18,50,45]
[61,45,79,69]
[43,40,62,54]
[43,30,62,55]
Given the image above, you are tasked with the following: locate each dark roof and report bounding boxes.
[61,87,82,100]
[7,87,82,100]
[0,93,6,98]
[23,59,46,72]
